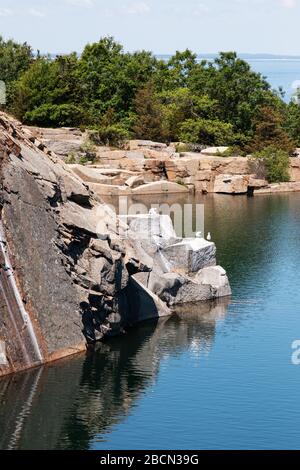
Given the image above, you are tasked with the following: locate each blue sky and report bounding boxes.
[0,0,300,55]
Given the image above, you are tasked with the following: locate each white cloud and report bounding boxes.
[281,0,297,8]
[126,2,151,14]
[194,3,210,15]
[65,0,94,6]
[28,8,46,18]
[0,8,13,17]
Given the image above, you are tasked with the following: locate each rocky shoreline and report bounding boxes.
[25,125,300,197]
[0,113,231,377]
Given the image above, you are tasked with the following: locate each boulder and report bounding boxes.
[289,157,300,182]
[70,164,113,184]
[201,147,229,156]
[248,176,268,189]
[213,174,249,194]
[125,175,145,188]
[195,266,232,298]
[146,271,212,306]
[96,150,128,160]
[128,140,168,152]
[254,182,300,194]
[120,214,177,243]
[132,181,189,195]
[139,267,231,306]
[126,277,172,323]
[161,238,216,274]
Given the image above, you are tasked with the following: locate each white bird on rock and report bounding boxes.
[149,208,158,216]
[207,232,212,241]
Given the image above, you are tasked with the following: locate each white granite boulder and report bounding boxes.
[161,238,216,274]
[195,266,232,298]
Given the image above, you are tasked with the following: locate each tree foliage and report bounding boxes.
[1,35,299,157]
[0,36,33,107]
[251,146,291,183]
[247,106,295,155]
[180,118,236,146]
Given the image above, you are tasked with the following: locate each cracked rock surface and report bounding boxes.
[0,113,231,377]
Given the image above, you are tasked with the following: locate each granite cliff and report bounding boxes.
[0,113,231,377]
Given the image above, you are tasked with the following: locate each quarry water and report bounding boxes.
[1,192,300,450]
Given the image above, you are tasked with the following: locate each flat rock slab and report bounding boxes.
[255,182,300,194]
[128,140,168,151]
[132,181,189,194]
[120,214,177,241]
[201,147,229,156]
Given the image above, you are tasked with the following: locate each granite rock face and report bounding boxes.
[123,213,231,307]
[28,128,300,195]
[0,114,231,377]
[213,174,250,194]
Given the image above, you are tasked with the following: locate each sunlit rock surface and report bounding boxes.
[0,114,231,377]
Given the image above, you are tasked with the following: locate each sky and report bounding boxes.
[0,0,300,55]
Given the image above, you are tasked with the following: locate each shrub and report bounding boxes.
[89,124,130,148]
[251,146,290,183]
[24,103,85,127]
[179,118,235,146]
[247,106,295,155]
[65,153,76,164]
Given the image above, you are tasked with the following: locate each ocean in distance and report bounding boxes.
[157,54,300,102]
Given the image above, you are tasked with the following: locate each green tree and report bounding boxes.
[179,118,236,146]
[285,100,300,146]
[189,52,275,135]
[247,106,295,154]
[132,82,164,141]
[78,37,158,122]
[13,54,85,126]
[160,88,218,141]
[251,146,290,183]
[0,36,33,108]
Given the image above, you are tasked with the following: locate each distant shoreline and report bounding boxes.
[156,54,300,61]
[44,52,300,60]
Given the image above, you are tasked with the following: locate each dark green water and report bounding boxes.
[1,193,300,450]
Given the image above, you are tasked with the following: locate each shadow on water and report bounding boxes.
[0,298,230,450]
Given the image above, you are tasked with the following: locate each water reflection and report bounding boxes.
[0,298,230,450]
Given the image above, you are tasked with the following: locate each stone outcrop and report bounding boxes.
[255,181,300,194]
[29,128,300,196]
[289,157,300,182]
[23,126,86,159]
[213,174,250,194]
[122,214,231,307]
[0,114,231,377]
[70,149,269,196]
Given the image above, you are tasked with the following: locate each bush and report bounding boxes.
[247,106,295,155]
[179,118,236,146]
[89,124,131,148]
[24,103,85,127]
[65,153,76,164]
[251,146,290,183]
[175,142,205,153]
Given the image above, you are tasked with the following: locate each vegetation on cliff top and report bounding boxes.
[1,35,300,159]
